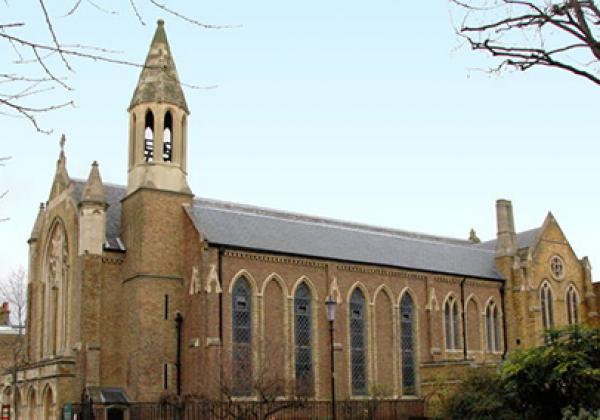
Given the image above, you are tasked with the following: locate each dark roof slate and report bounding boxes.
[477,228,541,251]
[71,181,507,280]
[186,199,503,280]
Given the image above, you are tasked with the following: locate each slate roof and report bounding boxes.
[476,228,541,251]
[71,181,509,280]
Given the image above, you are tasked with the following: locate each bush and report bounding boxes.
[502,326,600,420]
[441,369,517,420]
[442,326,600,420]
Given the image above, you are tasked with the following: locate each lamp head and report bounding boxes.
[325,295,337,322]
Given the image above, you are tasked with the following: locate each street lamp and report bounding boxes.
[325,295,337,420]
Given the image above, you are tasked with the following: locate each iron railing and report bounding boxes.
[69,399,425,420]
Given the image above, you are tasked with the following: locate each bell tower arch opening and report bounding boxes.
[163,110,173,162]
[144,110,155,162]
[126,19,191,195]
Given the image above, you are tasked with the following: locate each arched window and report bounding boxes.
[486,301,501,352]
[566,285,579,325]
[163,111,173,162]
[232,277,252,396]
[400,293,416,395]
[44,222,69,357]
[444,296,460,350]
[294,283,313,396]
[540,282,554,331]
[144,110,154,162]
[350,288,368,395]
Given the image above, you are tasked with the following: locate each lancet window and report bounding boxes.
[400,293,416,395]
[540,282,554,331]
[294,283,314,396]
[486,301,501,352]
[350,288,368,395]
[566,285,579,325]
[232,277,252,396]
[444,296,460,350]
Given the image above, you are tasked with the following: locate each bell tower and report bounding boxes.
[121,20,192,400]
[127,19,190,195]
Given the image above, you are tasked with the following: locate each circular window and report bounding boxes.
[550,255,565,280]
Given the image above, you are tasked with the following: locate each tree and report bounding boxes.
[502,326,600,419]
[442,326,600,420]
[0,267,27,420]
[1,1,231,133]
[450,0,600,86]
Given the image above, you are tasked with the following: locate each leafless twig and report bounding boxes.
[450,0,600,85]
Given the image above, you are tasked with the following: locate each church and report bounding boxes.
[2,20,598,419]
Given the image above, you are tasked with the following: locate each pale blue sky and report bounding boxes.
[1,1,598,280]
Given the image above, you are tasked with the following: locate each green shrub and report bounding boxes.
[442,326,600,420]
[441,369,518,420]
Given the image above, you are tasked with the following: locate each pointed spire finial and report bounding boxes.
[129,19,188,112]
[81,160,106,205]
[469,228,481,243]
[56,133,68,175]
[29,202,46,242]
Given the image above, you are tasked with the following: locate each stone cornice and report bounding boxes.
[336,264,427,281]
[223,250,328,269]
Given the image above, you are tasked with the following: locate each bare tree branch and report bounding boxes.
[38,0,72,71]
[451,0,600,85]
[148,0,241,29]
[0,1,236,133]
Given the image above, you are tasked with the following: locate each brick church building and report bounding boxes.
[2,20,598,419]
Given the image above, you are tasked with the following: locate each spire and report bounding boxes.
[129,19,188,113]
[29,202,45,242]
[81,161,106,205]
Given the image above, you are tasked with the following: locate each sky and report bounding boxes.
[0,1,598,281]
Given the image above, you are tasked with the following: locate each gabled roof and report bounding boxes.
[71,181,506,280]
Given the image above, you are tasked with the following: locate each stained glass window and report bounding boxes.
[232,277,252,396]
[444,300,451,349]
[541,282,554,331]
[400,293,416,395]
[493,306,500,351]
[567,286,579,325]
[486,302,501,352]
[445,297,460,350]
[486,305,492,351]
[350,288,367,395]
[294,283,314,396]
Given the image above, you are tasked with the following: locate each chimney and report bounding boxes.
[496,199,517,258]
[0,302,10,326]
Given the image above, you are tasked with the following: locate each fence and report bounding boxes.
[70,399,425,420]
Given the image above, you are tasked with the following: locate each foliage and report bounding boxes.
[562,407,600,420]
[502,326,600,419]
[442,368,518,420]
[442,326,600,420]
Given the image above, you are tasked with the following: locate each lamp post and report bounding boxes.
[325,296,337,420]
